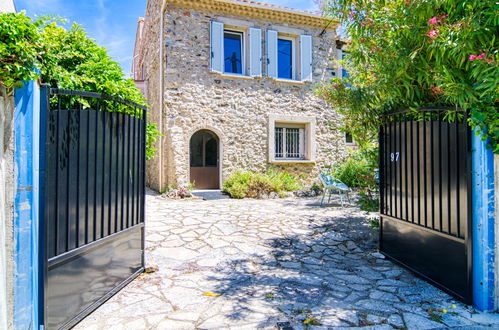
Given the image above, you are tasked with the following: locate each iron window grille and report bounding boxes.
[275,127,305,159]
[345,132,354,144]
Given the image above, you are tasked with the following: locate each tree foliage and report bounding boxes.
[0,12,42,89]
[0,12,161,159]
[318,0,499,153]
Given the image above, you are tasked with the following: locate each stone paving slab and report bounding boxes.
[75,190,499,330]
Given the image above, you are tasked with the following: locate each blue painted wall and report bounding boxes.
[13,80,42,329]
[472,129,496,311]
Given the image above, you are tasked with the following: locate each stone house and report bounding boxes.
[133,0,350,191]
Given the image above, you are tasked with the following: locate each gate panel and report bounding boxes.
[380,109,471,303]
[46,227,142,329]
[43,89,146,329]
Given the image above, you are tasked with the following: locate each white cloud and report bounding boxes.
[18,0,71,17]
[90,0,134,72]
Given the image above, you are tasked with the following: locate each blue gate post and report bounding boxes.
[472,129,496,311]
[13,79,44,329]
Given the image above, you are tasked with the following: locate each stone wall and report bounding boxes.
[0,86,15,329]
[142,3,347,191]
[141,0,164,191]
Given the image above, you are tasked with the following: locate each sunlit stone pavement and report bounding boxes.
[75,189,499,329]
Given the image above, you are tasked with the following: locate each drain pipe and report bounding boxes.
[158,0,167,192]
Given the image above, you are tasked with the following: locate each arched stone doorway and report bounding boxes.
[189,129,220,189]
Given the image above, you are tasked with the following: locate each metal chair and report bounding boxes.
[319,173,351,207]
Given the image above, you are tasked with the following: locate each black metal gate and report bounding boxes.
[41,88,146,329]
[379,108,472,303]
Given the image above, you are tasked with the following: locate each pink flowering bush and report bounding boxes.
[428,16,439,25]
[427,29,439,39]
[317,0,499,153]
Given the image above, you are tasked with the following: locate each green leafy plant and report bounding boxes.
[264,292,275,300]
[222,169,301,199]
[146,123,162,160]
[318,0,498,153]
[162,182,195,198]
[368,216,380,228]
[302,317,322,327]
[359,193,380,212]
[333,157,371,188]
[222,171,275,199]
[162,184,177,195]
[0,12,42,91]
[267,167,302,192]
[0,13,161,158]
[332,148,378,190]
[426,307,444,323]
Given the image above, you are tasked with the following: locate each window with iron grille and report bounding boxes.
[275,126,305,159]
[345,132,354,144]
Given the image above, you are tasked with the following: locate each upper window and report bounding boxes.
[211,22,312,81]
[278,38,294,80]
[211,21,263,77]
[267,31,312,82]
[224,30,243,75]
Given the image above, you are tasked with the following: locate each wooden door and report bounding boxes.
[190,130,219,189]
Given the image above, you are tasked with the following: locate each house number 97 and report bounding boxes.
[391,152,400,162]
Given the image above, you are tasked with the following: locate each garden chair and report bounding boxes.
[319,173,351,207]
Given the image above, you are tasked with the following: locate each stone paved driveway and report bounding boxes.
[76,190,499,330]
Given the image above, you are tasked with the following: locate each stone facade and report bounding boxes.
[136,0,347,192]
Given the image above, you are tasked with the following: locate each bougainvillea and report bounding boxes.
[317,0,498,153]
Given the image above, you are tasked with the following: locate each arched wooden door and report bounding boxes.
[190,130,220,189]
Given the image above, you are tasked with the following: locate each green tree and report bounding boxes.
[0,12,42,89]
[318,0,498,153]
[0,12,161,158]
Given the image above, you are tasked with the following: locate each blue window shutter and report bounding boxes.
[300,35,313,82]
[249,28,262,77]
[210,21,224,73]
[266,30,278,78]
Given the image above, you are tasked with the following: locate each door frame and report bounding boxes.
[188,128,223,189]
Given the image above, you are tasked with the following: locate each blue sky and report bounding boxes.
[14,0,318,75]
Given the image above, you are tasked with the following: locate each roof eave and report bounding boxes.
[166,0,339,31]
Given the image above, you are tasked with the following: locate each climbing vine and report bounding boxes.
[0,12,160,159]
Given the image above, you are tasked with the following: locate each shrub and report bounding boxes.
[369,216,380,229]
[267,168,302,192]
[222,169,301,199]
[332,148,378,190]
[162,183,194,199]
[358,192,380,212]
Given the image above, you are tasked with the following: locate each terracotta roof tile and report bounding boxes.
[230,0,322,17]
